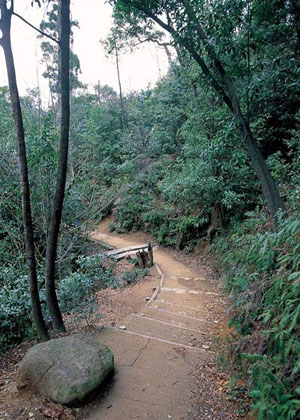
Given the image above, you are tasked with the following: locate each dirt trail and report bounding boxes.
[87,219,239,420]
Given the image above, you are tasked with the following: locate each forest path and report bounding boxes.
[86,218,232,419]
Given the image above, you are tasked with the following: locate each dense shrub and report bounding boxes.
[0,254,119,352]
[121,268,149,284]
[57,253,119,313]
[142,210,209,249]
[214,213,300,419]
[0,268,34,350]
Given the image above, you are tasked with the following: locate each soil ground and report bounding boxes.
[0,218,253,419]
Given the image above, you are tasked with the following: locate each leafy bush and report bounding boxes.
[57,272,96,313]
[121,268,149,284]
[108,222,116,232]
[0,253,119,352]
[214,213,300,419]
[142,209,209,249]
[0,268,35,350]
[57,253,119,312]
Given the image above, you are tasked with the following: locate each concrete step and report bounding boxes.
[143,305,213,331]
[153,290,220,315]
[163,274,214,294]
[148,300,218,324]
[115,314,212,350]
[153,299,211,316]
[96,325,210,370]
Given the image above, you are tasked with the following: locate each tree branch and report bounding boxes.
[12,12,60,45]
[129,34,174,50]
[120,0,233,110]
[180,0,238,113]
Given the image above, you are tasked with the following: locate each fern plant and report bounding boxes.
[215,212,300,419]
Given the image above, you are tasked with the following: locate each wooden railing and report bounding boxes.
[105,242,155,268]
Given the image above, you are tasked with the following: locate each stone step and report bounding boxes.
[144,304,214,329]
[154,290,219,314]
[132,313,210,335]
[159,284,217,304]
[163,275,214,294]
[154,299,211,316]
[145,303,212,327]
[115,314,212,350]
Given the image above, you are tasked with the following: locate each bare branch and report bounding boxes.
[12,12,60,45]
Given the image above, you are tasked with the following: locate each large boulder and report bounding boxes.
[16,334,114,405]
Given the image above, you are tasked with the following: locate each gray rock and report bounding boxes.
[16,334,114,405]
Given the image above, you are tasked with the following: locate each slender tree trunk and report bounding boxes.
[181,0,285,223]
[45,0,70,332]
[212,57,285,222]
[115,45,126,129]
[164,45,172,65]
[179,43,285,223]
[241,123,285,220]
[192,45,285,221]
[0,0,49,341]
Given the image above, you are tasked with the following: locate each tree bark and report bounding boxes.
[0,0,49,341]
[45,0,70,332]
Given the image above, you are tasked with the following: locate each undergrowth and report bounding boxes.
[0,267,35,350]
[0,253,121,352]
[121,267,149,284]
[57,253,119,313]
[214,211,300,419]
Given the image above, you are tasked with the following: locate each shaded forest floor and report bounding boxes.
[0,220,254,419]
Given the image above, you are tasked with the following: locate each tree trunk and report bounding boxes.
[164,45,172,65]
[240,123,285,222]
[0,0,49,341]
[115,45,126,129]
[190,45,285,223]
[181,0,286,224]
[45,0,70,332]
[218,66,285,223]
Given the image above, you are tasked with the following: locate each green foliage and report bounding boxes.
[108,222,116,232]
[57,272,96,313]
[214,213,300,419]
[121,268,149,284]
[0,268,35,350]
[106,65,259,249]
[142,209,208,248]
[57,253,119,313]
[0,253,118,352]
[39,1,83,95]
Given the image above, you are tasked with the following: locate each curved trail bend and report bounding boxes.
[87,218,227,420]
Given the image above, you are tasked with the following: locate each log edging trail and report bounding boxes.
[146,263,164,306]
